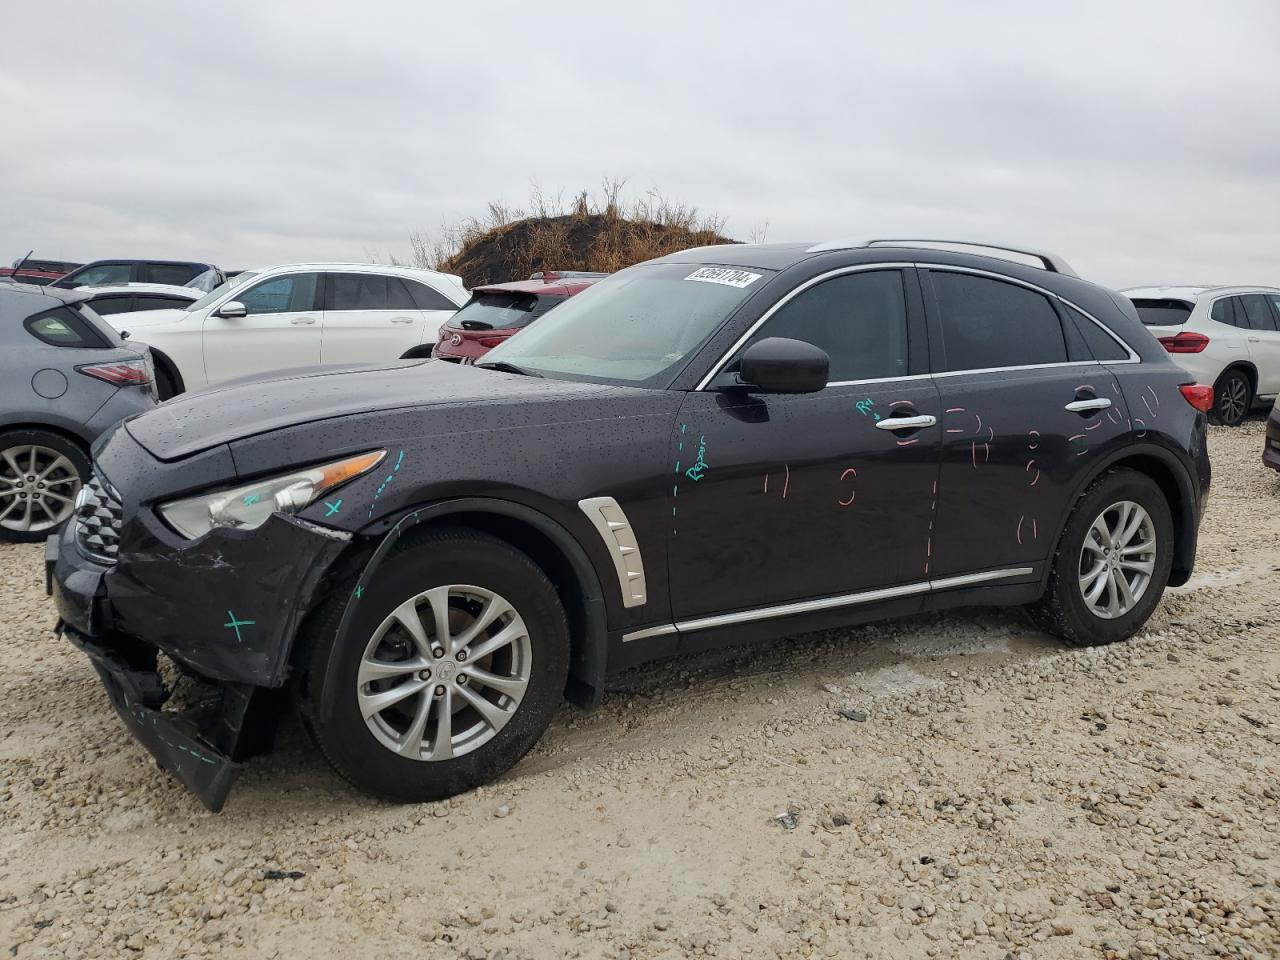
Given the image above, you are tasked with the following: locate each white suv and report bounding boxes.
[104,263,467,398]
[1123,285,1280,426]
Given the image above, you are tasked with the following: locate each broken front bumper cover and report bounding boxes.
[60,622,242,812]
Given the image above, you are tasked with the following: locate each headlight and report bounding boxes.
[158,450,386,539]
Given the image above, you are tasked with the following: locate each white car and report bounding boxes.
[106,263,468,398]
[1123,285,1280,426]
[79,282,202,318]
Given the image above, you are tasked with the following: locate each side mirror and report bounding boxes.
[737,337,829,394]
[216,301,246,319]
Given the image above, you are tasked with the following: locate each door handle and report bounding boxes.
[875,414,937,431]
[1064,397,1112,413]
[290,316,316,325]
[1248,336,1261,343]
[390,317,415,324]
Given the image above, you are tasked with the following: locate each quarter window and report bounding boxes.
[406,280,458,311]
[237,273,319,315]
[25,307,106,347]
[930,272,1066,371]
[1239,294,1278,332]
[737,270,908,382]
[1067,307,1129,361]
[1210,297,1238,326]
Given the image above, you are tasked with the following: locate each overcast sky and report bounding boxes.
[2,1,1277,289]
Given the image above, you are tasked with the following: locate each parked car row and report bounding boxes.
[42,237,1224,811]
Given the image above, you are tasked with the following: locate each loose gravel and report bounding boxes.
[1,421,1277,959]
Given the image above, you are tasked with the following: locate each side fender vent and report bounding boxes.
[578,497,647,608]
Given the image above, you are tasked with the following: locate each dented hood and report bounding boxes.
[124,359,610,461]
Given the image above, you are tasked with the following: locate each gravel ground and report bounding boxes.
[1,421,1278,960]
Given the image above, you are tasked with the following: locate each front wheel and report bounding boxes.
[298,528,569,802]
[1028,468,1174,646]
[0,429,90,542]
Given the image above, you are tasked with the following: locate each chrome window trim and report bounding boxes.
[578,496,647,608]
[694,262,1139,391]
[622,567,1034,640]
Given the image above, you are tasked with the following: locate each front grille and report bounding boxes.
[75,473,123,563]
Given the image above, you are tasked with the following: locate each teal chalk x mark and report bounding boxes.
[354,585,364,600]
[242,493,262,506]
[223,610,256,642]
[324,498,343,516]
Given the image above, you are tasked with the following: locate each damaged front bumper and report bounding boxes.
[48,509,353,812]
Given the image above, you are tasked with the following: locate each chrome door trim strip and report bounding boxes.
[578,496,647,609]
[621,567,1036,641]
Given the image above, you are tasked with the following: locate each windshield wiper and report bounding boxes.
[476,360,543,378]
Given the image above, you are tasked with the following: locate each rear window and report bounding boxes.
[1130,298,1192,326]
[24,307,108,348]
[449,292,565,331]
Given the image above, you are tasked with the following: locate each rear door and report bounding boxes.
[1239,294,1280,397]
[403,277,463,346]
[201,271,322,383]
[667,266,941,620]
[922,268,1131,579]
[321,273,427,362]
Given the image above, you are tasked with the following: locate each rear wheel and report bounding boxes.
[1211,368,1251,426]
[1028,468,1173,646]
[0,430,89,542]
[298,528,569,802]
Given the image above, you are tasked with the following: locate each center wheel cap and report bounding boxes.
[436,659,457,682]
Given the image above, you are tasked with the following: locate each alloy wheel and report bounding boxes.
[1077,500,1156,620]
[0,445,82,534]
[1218,376,1248,424]
[357,585,532,761]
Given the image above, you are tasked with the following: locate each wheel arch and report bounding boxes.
[313,498,610,713]
[1050,443,1200,589]
[148,347,186,397]
[399,345,435,360]
[0,420,92,450]
[1216,361,1257,393]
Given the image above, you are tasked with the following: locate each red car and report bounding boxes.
[0,257,81,285]
[432,271,604,362]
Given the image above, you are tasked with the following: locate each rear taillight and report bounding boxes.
[478,336,506,348]
[1179,384,1214,412]
[1158,332,1210,354]
[78,359,152,386]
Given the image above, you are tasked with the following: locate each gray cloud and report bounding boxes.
[2,0,1278,289]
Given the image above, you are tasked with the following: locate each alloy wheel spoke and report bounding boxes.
[396,692,435,758]
[461,666,528,699]
[1085,566,1110,604]
[358,677,429,719]
[1117,509,1146,549]
[1,450,24,479]
[423,585,454,653]
[390,599,432,657]
[1090,517,1113,550]
[1120,538,1154,557]
[453,594,514,649]
[42,491,73,506]
[36,455,72,481]
[1113,568,1136,610]
[429,688,455,760]
[464,620,526,663]
[1105,570,1123,616]
[37,500,59,522]
[0,496,20,520]
[44,475,80,487]
[1120,557,1155,576]
[358,656,430,685]
[455,682,513,730]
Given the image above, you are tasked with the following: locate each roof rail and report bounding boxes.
[805,238,1079,278]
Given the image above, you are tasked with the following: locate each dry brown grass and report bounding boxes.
[407,180,737,287]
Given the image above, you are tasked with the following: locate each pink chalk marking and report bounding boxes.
[1085,419,1101,431]
[1026,460,1040,486]
[1069,433,1089,457]
[1016,515,1024,545]
[1107,409,1120,424]
[987,426,994,442]
[971,441,978,468]
[1147,384,1160,409]
[1142,395,1156,418]
[983,442,990,462]
[975,414,982,433]
[763,473,768,493]
[946,428,964,434]
[890,399,913,408]
[1075,384,1095,393]
[1028,429,1040,450]
[945,407,965,413]
[1133,417,1147,437]
[782,464,790,499]
[1032,518,1038,540]
[837,468,857,507]
[932,479,938,495]
[896,438,919,446]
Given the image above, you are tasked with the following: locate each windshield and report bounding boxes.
[450,291,563,331]
[480,263,769,385]
[186,271,258,312]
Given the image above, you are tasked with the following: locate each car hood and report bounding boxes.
[124,359,617,461]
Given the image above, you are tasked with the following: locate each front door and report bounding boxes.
[667,267,942,620]
[201,272,322,383]
[920,267,1131,577]
[321,272,427,363]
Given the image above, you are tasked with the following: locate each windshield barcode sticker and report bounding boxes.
[684,267,762,288]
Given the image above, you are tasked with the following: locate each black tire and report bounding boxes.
[154,364,178,401]
[398,346,435,360]
[0,429,90,543]
[1028,468,1174,647]
[1211,368,1252,426]
[297,528,569,802]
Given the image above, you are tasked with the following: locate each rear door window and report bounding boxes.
[1210,297,1239,326]
[1239,294,1278,331]
[144,263,199,285]
[328,273,390,310]
[24,307,107,347]
[1131,298,1193,327]
[929,271,1067,371]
